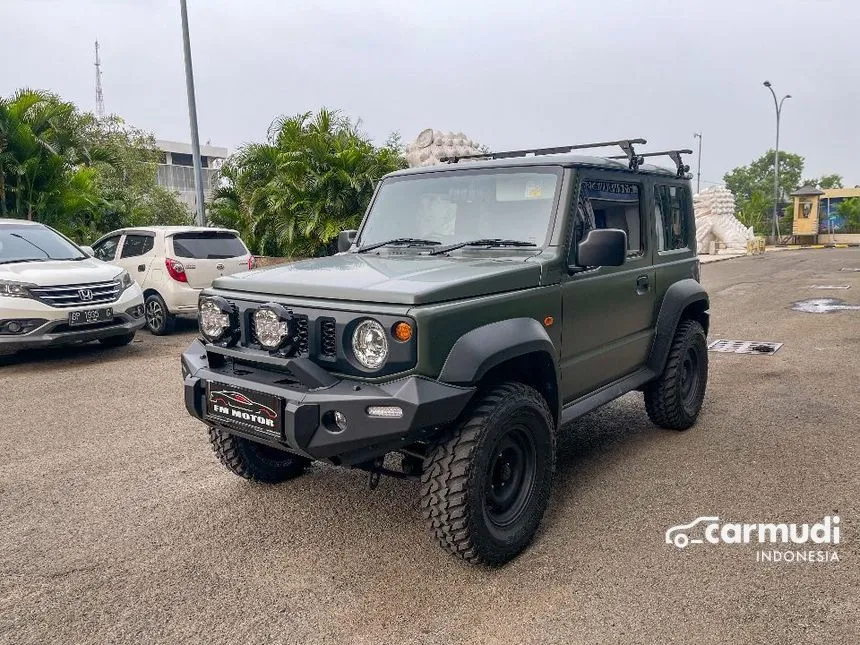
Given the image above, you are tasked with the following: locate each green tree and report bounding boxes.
[836,197,860,230]
[209,108,406,257]
[0,88,189,241]
[800,174,843,190]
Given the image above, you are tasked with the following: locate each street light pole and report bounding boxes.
[180,0,206,226]
[762,81,791,242]
[693,132,702,194]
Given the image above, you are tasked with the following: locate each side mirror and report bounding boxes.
[81,245,95,257]
[575,229,627,267]
[337,230,357,253]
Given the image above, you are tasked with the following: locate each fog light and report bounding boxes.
[6,321,22,334]
[333,411,348,432]
[366,406,403,419]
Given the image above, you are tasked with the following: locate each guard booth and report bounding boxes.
[790,185,824,243]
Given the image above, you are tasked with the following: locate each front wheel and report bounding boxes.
[644,319,708,430]
[144,293,175,335]
[420,382,556,566]
[209,428,311,483]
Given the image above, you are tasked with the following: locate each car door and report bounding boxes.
[559,171,657,402]
[91,234,121,264]
[115,232,157,286]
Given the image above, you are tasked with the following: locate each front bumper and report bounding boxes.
[0,288,145,353]
[181,339,475,465]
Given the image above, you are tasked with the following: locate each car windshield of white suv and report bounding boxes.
[172,232,247,259]
[358,169,561,250]
[0,224,86,264]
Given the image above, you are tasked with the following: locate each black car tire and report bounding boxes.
[98,331,136,347]
[144,293,175,335]
[209,427,311,483]
[644,319,708,430]
[420,382,555,566]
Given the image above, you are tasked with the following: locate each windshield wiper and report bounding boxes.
[356,238,441,253]
[0,258,49,265]
[428,238,537,255]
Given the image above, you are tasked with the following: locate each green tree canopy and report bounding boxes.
[208,108,406,257]
[0,89,189,241]
[800,174,844,190]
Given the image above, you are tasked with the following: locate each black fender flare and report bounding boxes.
[647,279,709,373]
[438,317,558,385]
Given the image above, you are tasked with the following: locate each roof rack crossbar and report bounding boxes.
[608,149,693,177]
[440,138,647,166]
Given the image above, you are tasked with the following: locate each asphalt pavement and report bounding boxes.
[1,249,858,644]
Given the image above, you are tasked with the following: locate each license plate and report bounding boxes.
[206,383,283,436]
[68,307,113,327]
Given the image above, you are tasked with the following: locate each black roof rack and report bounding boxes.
[608,149,693,178]
[441,138,648,170]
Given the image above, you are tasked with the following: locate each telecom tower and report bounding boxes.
[94,40,105,117]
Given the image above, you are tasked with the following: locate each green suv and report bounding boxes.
[181,140,709,566]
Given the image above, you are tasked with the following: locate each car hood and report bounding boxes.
[0,258,122,286]
[213,253,543,305]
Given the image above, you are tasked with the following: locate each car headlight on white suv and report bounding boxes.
[116,270,134,292]
[0,279,34,299]
[352,319,389,370]
[198,296,238,345]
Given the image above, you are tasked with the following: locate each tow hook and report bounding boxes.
[368,457,383,490]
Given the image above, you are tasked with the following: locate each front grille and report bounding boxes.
[29,280,120,308]
[249,312,309,356]
[320,318,337,357]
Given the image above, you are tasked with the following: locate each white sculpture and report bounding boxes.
[405,129,484,167]
[693,186,753,253]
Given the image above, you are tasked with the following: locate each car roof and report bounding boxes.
[97,225,240,238]
[0,218,45,227]
[384,154,681,179]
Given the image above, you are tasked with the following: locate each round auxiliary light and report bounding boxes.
[352,319,389,370]
[198,296,237,344]
[392,321,413,342]
[253,303,294,352]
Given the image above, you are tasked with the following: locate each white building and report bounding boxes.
[155,140,228,213]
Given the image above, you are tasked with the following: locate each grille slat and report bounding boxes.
[29,281,121,308]
[320,318,337,357]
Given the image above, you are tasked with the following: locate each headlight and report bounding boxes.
[198,296,237,345]
[0,279,34,299]
[253,304,295,353]
[352,319,388,370]
[116,270,133,292]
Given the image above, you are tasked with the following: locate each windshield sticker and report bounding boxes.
[582,180,639,202]
[525,182,543,199]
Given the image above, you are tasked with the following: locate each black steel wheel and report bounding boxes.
[644,319,708,430]
[421,382,555,566]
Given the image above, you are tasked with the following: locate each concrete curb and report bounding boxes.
[699,243,859,265]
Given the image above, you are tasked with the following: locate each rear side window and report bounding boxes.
[654,185,690,251]
[172,232,247,259]
[120,234,155,258]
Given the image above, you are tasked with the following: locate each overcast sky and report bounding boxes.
[2,0,858,187]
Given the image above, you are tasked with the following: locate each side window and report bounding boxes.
[576,179,643,256]
[654,184,690,251]
[92,235,120,261]
[120,234,155,258]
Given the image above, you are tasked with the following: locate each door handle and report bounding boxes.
[636,274,649,295]
[137,264,146,272]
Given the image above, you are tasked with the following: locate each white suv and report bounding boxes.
[91,226,253,334]
[0,219,145,355]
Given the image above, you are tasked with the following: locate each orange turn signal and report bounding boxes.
[393,321,413,342]
[543,316,554,327]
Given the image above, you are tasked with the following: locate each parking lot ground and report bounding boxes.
[1,249,858,645]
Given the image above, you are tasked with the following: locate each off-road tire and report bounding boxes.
[208,427,311,483]
[420,382,555,566]
[644,319,708,430]
[98,331,136,347]
[144,293,175,335]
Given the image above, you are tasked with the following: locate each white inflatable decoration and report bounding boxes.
[405,129,484,167]
[693,186,753,253]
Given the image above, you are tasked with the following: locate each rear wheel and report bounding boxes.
[209,427,311,483]
[420,382,555,566]
[98,331,136,347]
[644,319,708,430]
[144,293,175,335]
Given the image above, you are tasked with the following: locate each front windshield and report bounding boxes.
[0,224,86,264]
[359,168,561,247]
